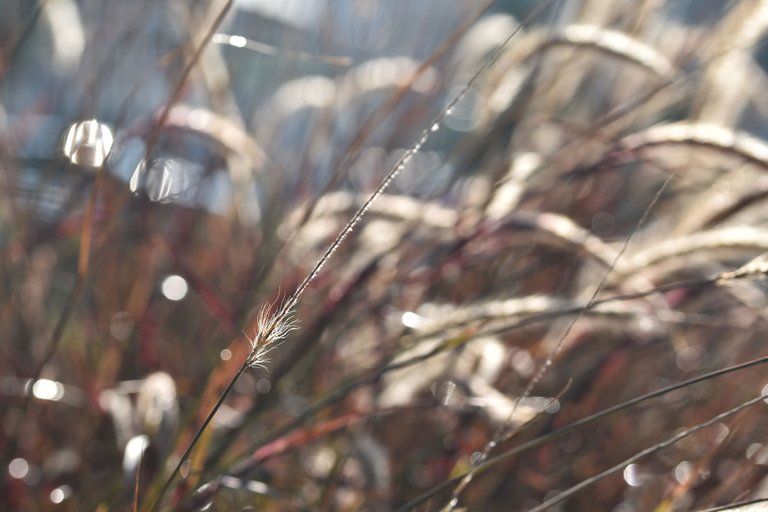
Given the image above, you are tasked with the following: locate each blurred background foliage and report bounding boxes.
[5,0,768,511]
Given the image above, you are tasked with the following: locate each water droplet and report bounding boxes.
[227,35,247,48]
[431,381,456,405]
[591,211,615,236]
[62,119,114,168]
[511,349,534,376]
[401,311,424,329]
[128,158,145,195]
[545,399,560,414]
[49,485,72,504]
[161,274,188,301]
[130,158,197,204]
[122,435,149,476]
[674,461,693,484]
[109,311,134,340]
[623,464,645,486]
[442,86,477,131]
[470,451,484,465]
[180,459,191,478]
[191,496,213,511]
[31,379,64,401]
[431,122,440,132]
[8,458,29,479]
[256,378,271,393]
[147,159,192,203]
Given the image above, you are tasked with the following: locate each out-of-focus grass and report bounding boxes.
[5,1,768,511]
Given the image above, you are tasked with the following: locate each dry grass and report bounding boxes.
[5,1,768,511]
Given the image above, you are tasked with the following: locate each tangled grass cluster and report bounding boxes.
[5,0,768,510]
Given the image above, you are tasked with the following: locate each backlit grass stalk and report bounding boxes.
[147,2,557,508]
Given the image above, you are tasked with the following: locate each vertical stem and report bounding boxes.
[148,362,248,512]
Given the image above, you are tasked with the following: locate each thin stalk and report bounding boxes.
[148,363,248,512]
[529,393,766,512]
[397,353,768,511]
[209,275,719,491]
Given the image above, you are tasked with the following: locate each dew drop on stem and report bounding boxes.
[62,119,114,168]
[431,380,456,405]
